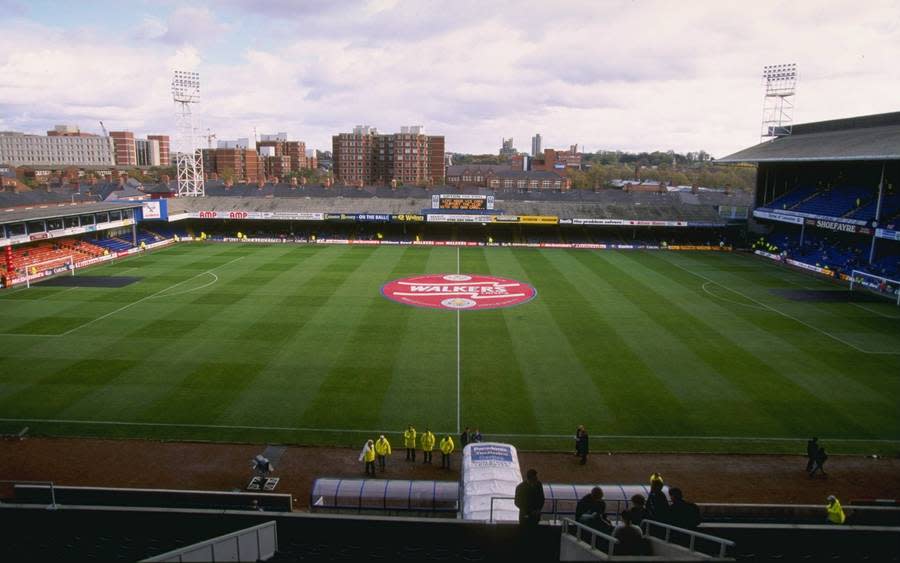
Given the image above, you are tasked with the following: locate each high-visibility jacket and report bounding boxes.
[375,437,392,456]
[363,444,375,463]
[440,436,455,455]
[421,431,436,451]
[403,428,417,448]
[650,472,664,486]
[827,499,846,524]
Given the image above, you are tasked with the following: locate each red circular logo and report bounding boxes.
[382,274,537,310]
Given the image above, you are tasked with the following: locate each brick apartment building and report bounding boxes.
[147,135,170,166]
[203,148,263,183]
[109,131,136,167]
[514,146,583,172]
[332,125,444,187]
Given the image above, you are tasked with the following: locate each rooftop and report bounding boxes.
[717,111,900,163]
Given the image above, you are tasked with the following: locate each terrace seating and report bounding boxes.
[766,185,818,210]
[792,185,873,217]
[92,236,133,253]
[8,238,106,275]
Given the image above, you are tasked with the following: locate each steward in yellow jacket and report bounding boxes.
[374,435,391,472]
[421,429,436,464]
[827,495,846,524]
[359,439,376,476]
[403,425,417,462]
[440,435,455,469]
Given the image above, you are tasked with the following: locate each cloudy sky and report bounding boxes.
[1,0,898,157]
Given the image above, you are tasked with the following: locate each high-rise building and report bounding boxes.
[147,135,170,166]
[135,138,161,167]
[531,134,542,157]
[212,148,262,182]
[332,125,444,186]
[499,138,517,158]
[0,129,115,167]
[109,131,136,166]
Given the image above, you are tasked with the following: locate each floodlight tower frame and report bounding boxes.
[761,63,797,140]
[172,70,205,197]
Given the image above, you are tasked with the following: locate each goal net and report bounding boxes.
[23,255,75,288]
[849,270,900,305]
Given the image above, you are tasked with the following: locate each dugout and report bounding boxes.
[310,478,458,517]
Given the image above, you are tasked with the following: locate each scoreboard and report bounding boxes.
[432,194,495,210]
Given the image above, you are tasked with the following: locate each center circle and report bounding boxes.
[382,274,537,310]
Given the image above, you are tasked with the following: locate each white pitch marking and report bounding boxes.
[456,246,461,434]
[701,281,767,311]
[665,255,900,356]
[852,302,900,319]
[151,272,219,299]
[0,417,897,444]
[55,256,244,337]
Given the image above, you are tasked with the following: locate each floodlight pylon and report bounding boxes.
[172,70,205,197]
[760,63,797,140]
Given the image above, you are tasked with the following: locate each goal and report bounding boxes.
[23,255,75,288]
[849,270,900,305]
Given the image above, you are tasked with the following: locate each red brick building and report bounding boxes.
[333,126,444,187]
[109,131,136,167]
[147,135,170,167]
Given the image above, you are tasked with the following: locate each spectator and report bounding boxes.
[359,439,376,477]
[668,488,701,530]
[439,434,455,469]
[627,494,648,527]
[374,435,392,472]
[460,426,470,449]
[826,495,846,524]
[514,469,545,527]
[806,437,818,473]
[575,487,612,533]
[471,428,483,443]
[574,425,583,456]
[613,510,646,556]
[646,478,670,523]
[809,446,828,478]
[403,425,417,462]
[576,425,589,465]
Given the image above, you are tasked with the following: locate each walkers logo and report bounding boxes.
[381,274,536,310]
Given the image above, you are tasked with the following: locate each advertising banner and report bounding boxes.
[391,214,426,222]
[875,228,900,241]
[804,218,873,235]
[189,211,324,221]
[785,258,835,277]
[753,209,805,225]
[141,200,167,221]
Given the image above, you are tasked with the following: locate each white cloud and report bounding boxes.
[1,1,898,157]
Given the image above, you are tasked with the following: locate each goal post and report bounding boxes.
[849,270,900,306]
[23,255,75,288]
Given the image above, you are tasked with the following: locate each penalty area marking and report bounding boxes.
[151,272,219,299]
[0,417,897,444]
[701,282,767,311]
[664,255,900,356]
[0,256,243,338]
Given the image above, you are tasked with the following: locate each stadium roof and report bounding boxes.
[0,201,142,226]
[717,111,900,163]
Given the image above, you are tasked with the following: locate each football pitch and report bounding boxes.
[1,243,898,454]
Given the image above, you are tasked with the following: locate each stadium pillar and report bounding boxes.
[131,222,138,246]
[869,163,886,265]
[799,222,806,247]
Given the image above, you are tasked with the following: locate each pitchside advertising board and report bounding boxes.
[426,214,559,224]
[381,274,537,310]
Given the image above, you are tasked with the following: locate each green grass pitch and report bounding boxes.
[1,243,898,454]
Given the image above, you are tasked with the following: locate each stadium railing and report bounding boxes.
[560,518,619,558]
[142,520,278,563]
[0,480,58,509]
[642,518,735,559]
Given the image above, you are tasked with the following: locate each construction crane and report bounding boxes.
[205,128,217,149]
[99,121,108,137]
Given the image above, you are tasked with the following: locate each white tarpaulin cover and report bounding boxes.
[460,442,522,522]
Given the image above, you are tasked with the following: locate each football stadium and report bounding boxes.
[2,109,900,561]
